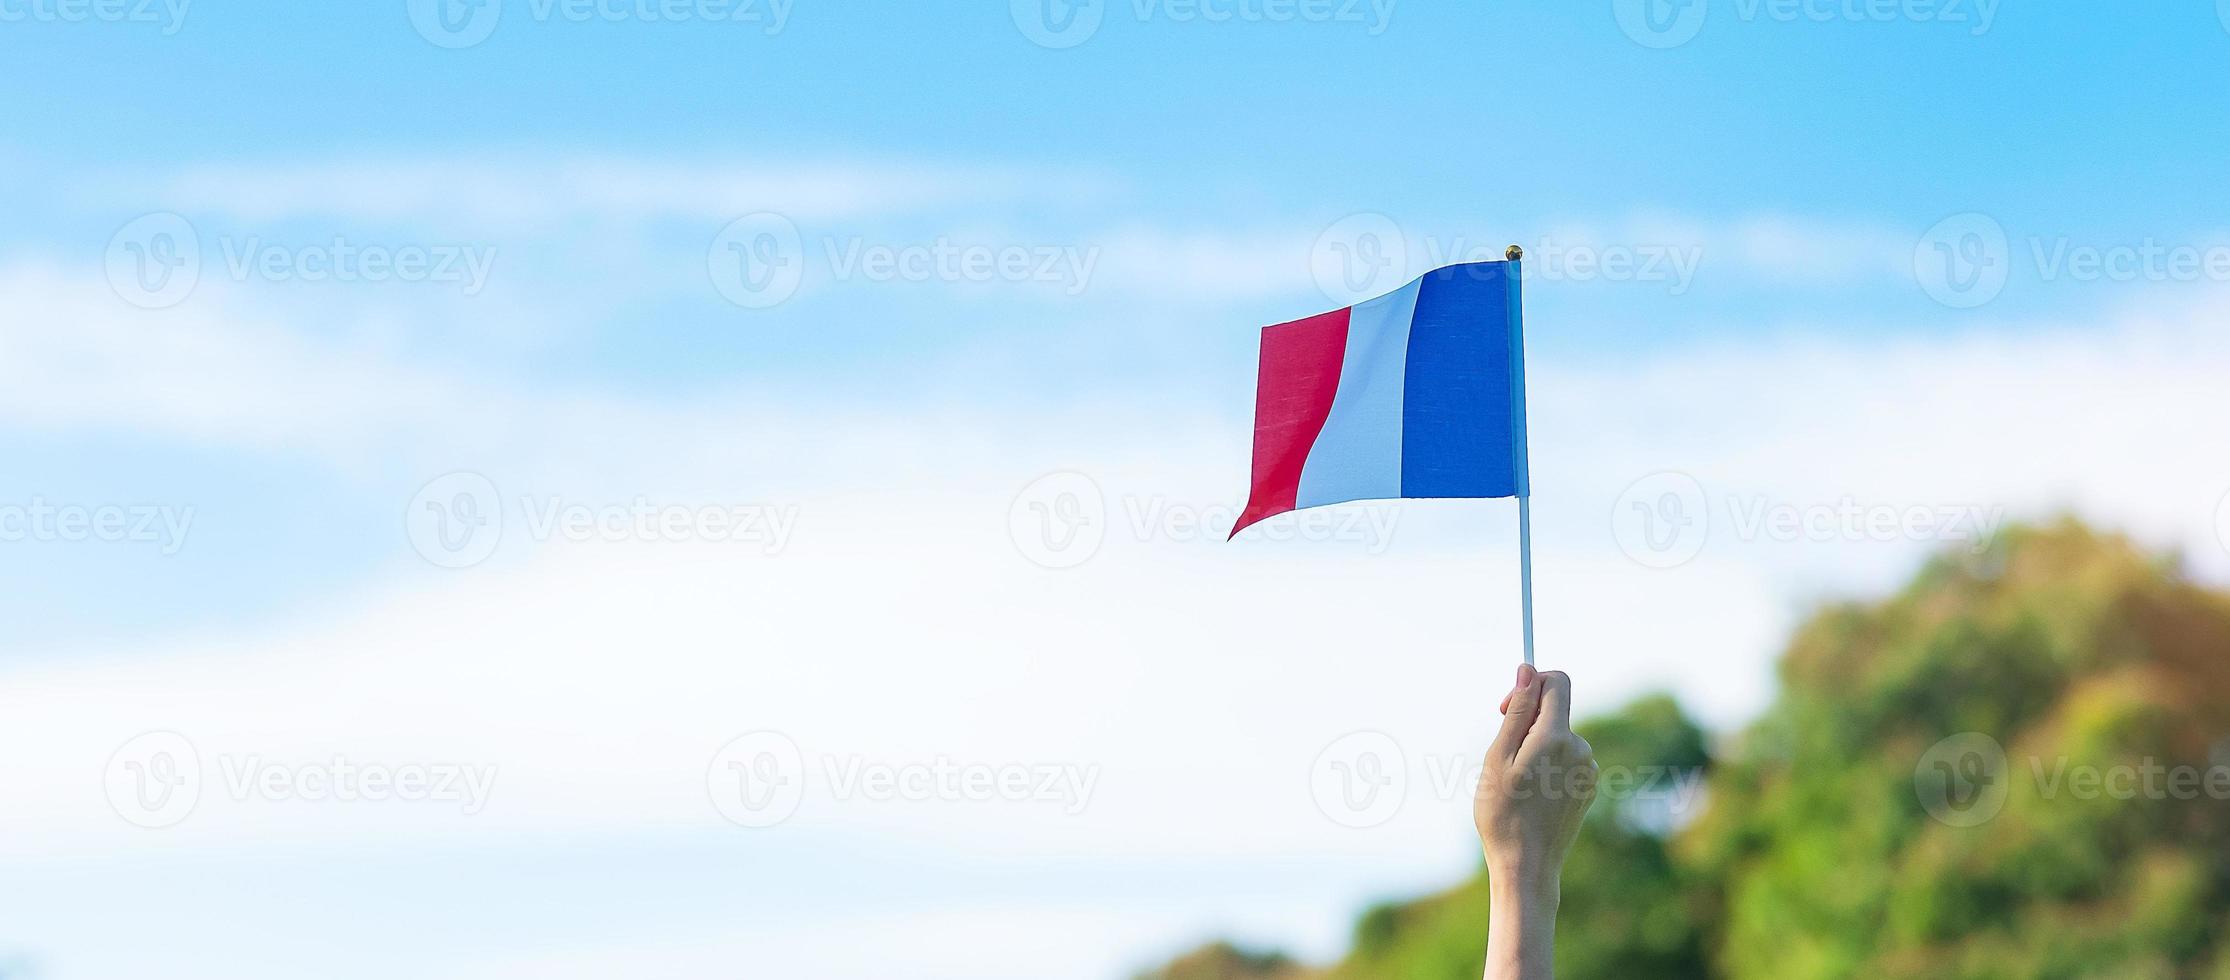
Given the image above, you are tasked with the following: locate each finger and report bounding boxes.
[1535,670,1573,735]
[1498,664,1532,715]
[1492,670,1544,759]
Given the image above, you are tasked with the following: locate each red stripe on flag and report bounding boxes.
[1232,307,1350,538]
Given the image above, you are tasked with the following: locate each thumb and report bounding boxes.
[1491,665,1542,761]
[1498,663,1527,715]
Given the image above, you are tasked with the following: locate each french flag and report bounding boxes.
[1233,258,1530,538]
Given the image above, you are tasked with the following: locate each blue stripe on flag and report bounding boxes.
[1399,262,1525,499]
[1295,277,1422,509]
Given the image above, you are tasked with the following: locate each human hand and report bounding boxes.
[1475,665,1596,893]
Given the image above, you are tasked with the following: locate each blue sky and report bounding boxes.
[7,3,2230,978]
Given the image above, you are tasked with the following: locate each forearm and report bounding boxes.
[1484,866,1560,980]
[1476,666,1590,980]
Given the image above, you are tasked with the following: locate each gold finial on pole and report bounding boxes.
[1505,244,1524,262]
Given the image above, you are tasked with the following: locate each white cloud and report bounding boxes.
[7,251,2230,976]
[0,262,465,447]
[72,155,1120,227]
[1081,223,1321,299]
[1722,214,1912,284]
[46,155,1926,306]
[1557,211,1912,287]
[0,262,865,473]
[1070,211,1922,308]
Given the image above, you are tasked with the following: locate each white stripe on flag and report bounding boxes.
[1295,276,1422,509]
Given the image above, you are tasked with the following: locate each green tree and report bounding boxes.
[1144,521,2230,980]
[1134,941,1309,980]
[1686,521,2230,979]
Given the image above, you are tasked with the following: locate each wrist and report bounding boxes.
[1483,860,1560,980]
[1488,868,1559,911]
[1484,850,1563,898]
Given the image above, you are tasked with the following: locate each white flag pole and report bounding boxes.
[1518,495,1536,668]
[1506,244,1535,668]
